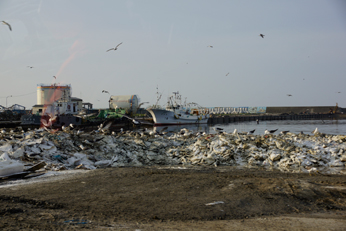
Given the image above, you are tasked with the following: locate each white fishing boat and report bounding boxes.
[147,91,210,125]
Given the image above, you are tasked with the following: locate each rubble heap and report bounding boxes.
[1,127,346,176]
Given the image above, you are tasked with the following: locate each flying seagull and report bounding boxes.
[2,21,12,31]
[27,66,34,68]
[53,76,56,79]
[102,90,109,94]
[226,72,229,76]
[207,45,213,48]
[107,42,123,52]
[99,121,112,133]
[259,34,265,38]
[287,94,292,97]
[122,114,141,125]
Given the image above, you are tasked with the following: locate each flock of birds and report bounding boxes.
[2,20,271,94]
[2,19,123,74]
[35,110,321,140]
[2,20,314,98]
[212,126,319,136]
[37,112,144,135]
[2,19,342,97]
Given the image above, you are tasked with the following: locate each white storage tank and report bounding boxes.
[37,84,71,105]
[109,95,139,112]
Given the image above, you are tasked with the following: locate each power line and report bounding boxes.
[0,92,36,99]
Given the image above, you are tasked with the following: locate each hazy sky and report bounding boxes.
[1,0,345,109]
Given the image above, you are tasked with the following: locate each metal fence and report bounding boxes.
[207,107,267,114]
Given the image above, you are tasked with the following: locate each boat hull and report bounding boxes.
[21,114,82,126]
[147,108,209,125]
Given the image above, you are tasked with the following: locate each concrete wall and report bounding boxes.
[266,106,336,114]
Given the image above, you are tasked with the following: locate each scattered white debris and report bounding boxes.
[205,201,225,206]
[0,128,345,175]
[0,157,24,177]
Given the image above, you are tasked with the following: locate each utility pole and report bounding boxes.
[6,95,12,108]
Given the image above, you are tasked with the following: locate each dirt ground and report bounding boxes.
[1,166,346,230]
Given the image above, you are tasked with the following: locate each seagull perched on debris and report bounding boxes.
[76,129,84,136]
[259,34,265,38]
[264,129,278,135]
[312,127,318,134]
[61,125,69,132]
[213,127,223,131]
[2,21,12,31]
[107,42,122,52]
[213,127,224,134]
[233,129,238,135]
[247,129,255,135]
[280,130,289,135]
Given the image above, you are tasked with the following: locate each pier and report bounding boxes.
[207,113,335,124]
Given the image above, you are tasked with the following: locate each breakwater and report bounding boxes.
[208,113,334,124]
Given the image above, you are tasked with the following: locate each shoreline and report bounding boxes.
[1,167,346,230]
[0,113,341,129]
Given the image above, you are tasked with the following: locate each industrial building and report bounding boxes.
[29,83,142,116]
[109,95,139,113]
[32,84,84,115]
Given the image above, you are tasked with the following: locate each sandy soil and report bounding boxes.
[0,166,346,230]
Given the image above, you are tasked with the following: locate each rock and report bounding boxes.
[269,153,281,162]
[340,155,346,162]
[0,160,24,177]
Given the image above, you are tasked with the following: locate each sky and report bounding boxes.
[0,0,346,109]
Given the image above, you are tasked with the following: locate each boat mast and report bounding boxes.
[154,86,162,108]
[172,91,180,111]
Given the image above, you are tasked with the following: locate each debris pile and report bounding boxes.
[0,127,346,177]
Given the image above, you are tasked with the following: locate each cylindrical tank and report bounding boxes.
[37,84,71,105]
[109,95,139,112]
